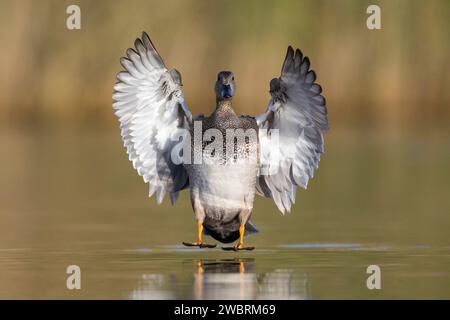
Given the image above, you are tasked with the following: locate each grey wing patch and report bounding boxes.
[140,31,166,68]
[279,46,328,132]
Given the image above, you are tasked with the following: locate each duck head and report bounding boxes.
[215,71,236,101]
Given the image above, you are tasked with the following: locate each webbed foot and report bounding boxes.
[221,224,255,251]
[222,244,255,251]
[182,242,216,248]
[182,221,216,248]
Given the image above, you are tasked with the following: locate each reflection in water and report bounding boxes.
[194,259,256,300]
[2,131,450,299]
[129,274,176,300]
[130,259,309,300]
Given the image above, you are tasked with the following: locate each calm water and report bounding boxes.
[0,129,449,299]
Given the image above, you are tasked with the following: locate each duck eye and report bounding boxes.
[232,76,234,81]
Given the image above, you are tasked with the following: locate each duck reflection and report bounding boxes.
[130,258,309,299]
[194,258,256,300]
[129,273,176,299]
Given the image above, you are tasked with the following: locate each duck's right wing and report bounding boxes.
[113,32,192,204]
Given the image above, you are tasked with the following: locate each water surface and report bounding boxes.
[0,130,449,299]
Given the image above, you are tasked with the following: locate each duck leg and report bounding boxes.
[222,224,255,251]
[183,221,216,248]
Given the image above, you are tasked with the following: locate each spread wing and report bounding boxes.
[113,32,192,204]
[255,46,328,214]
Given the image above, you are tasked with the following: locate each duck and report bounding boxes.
[113,32,328,251]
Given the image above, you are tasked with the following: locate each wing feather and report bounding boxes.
[256,46,328,213]
[113,32,191,204]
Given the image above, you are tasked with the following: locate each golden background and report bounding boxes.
[0,0,449,131]
[0,0,449,299]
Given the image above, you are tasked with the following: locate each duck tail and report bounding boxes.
[245,220,259,235]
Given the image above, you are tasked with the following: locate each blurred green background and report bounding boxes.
[0,0,449,299]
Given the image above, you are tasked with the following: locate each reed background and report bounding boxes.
[0,0,450,299]
[0,0,449,132]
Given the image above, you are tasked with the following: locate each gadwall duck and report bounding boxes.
[113,32,328,250]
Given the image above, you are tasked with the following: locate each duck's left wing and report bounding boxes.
[113,32,192,204]
[255,46,328,214]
